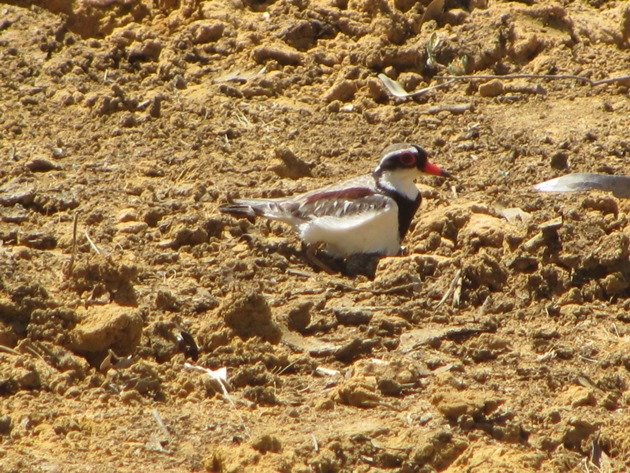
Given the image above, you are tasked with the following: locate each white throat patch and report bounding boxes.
[377,169,420,200]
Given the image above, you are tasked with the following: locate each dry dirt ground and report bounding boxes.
[1,0,629,472]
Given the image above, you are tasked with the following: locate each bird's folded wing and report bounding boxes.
[294,187,394,220]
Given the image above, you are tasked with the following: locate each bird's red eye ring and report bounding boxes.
[399,153,416,166]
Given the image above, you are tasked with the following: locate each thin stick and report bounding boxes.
[434,73,630,87]
[286,268,313,278]
[591,75,630,86]
[84,230,102,255]
[151,409,170,437]
[405,79,458,98]
[452,272,462,307]
[436,269,462,308]
[0,344,21,356]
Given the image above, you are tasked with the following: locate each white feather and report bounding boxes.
[299,202,400,258]
[377,169,420,200]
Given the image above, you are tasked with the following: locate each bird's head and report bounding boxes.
[374,143,451,178]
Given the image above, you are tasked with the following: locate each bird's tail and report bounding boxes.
[219,199,268,219]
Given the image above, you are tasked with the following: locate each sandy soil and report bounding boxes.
[0,0,629,472]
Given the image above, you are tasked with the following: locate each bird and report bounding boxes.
[220,143,451,268]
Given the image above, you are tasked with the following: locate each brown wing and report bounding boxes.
[225,174,387,224]
[292,187,393,220]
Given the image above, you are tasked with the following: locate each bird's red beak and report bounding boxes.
[423,161,451,178]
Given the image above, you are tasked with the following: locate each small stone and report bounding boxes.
[69,304,143,355]
[252,44,303,65]
[0,204,28,223]
[323,80,357,103]
[279,20,318,50]
[478,79,504,97]
[326,100,341,113]
[459,214,506,248]
[550,151,568,169]
[116,221,148,234]
[25,158,61,173]
[334,338,372,362]
[51,147,66,158]
[117,208,138,223]
[191,21,225,44]
[128,39,162,62]
[443,8,469,25]
[56,90,74,106]
[367,77,388,102]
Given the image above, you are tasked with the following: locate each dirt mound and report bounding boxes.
[0,0,628,472]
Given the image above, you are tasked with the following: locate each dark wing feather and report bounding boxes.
[294,187,393,220]
[220,174,387,223]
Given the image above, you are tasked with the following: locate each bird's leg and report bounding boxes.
[304,242,336,275]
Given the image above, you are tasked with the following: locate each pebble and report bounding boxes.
[279,20,318,50]
[323,80,357,103]
[191,21,225,44]
[25,158,61,173]
[69,304,143,355]
[116,208,138,223]
[550,151,568,169]
[116,221,148,234]
[128,39,162,62]
[367,77,388,102]
[252,44,303,65]
[478,79,504,97]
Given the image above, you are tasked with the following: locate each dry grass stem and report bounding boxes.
[436,73,630,87]
[84,230,102,255]
[436,269,462,308]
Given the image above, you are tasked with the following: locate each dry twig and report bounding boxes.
[436,269,462,308]
[0,344,21,356]
[435,73,630,87]
[151,409,171,438]
[84,230,102,255]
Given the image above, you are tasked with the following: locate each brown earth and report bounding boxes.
[0,0,629,472]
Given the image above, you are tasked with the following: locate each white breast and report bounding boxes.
[298,203,400,258]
